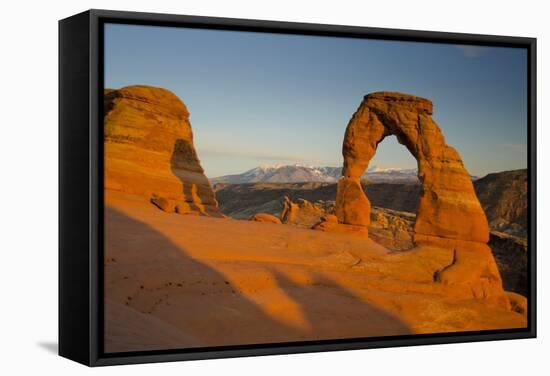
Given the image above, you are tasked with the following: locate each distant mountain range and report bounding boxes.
[213,168,527,239]
[210,163,420,184]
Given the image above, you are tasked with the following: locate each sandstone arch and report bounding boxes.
[333,92,513,306]
[335,92,489,244]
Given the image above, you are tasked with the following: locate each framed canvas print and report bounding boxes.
[59,9,536,366]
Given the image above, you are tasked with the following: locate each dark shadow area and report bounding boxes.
[37,341,58,354]
[105,206,298,352]
[489,232,528,296]
[214,182,421,218]
[170,139,202,174]
[214,182,338,219]
[169,139,220,217]
[104,206,411,353]
[271,270,411,339]
[365,183,420,213]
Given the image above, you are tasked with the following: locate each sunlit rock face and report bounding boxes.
[104,85,220,216]
[335,92,508,305]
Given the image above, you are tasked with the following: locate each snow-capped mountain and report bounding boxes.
[211,163,338,184]
[210,163,420,184]
[365,166,419,183]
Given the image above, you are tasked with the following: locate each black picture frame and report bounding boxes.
[59,9,537,367]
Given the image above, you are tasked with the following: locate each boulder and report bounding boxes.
[151,196,176,213]
[249,213,282,224]
[320,214,338,223]
[104,85,220,216]
[506,292,528,316]
[281,196,334,227]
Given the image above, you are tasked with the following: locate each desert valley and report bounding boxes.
[103,85,528,353]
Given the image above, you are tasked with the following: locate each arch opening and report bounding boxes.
[364,135,421,251]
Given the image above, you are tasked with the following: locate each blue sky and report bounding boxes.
[104,23,528,178]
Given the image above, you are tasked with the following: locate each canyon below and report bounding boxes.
[103,86,528,353]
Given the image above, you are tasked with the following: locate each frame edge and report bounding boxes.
[59,10,93,367]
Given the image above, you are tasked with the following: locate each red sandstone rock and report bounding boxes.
[280,196,334,227]
[333,92,509,306]
[249,213,282,224]
[335,177,371,227]
[337,92,489,243]
[104,85,220,216]
[506,292,528,316]
[175,201,201,216]
[151,196,176,213]
[432,241,506,303]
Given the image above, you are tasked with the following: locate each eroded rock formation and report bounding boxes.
[474,169,528,237]
[104,85,221,216]
[368,207,415,251]
[280,196,335,227]
[249,213,282,224]
[335,92,508,305]
[336,92,489,242]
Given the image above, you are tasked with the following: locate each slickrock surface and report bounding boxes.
[105,191,525,352]
[104,85,220,216]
